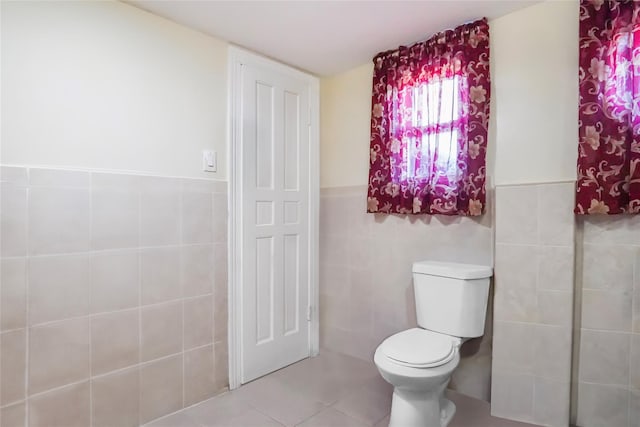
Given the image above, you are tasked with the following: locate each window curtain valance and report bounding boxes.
[576,0,640,214]
[367,18,490,215]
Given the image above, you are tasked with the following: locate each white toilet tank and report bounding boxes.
[413,261,493,338]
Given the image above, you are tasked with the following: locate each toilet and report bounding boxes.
[374,261,493,427]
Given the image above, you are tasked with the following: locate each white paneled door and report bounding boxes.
[230,49,319,385]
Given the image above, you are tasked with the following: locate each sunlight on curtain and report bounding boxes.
[367,18,490,215]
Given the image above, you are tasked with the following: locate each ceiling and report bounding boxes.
[128,0,541,76]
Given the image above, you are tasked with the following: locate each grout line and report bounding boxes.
[0,164,228,185]
[332,404,381,425]
[571,218,584,424]
[102,344,215,381]
[496,319,634,335]
[494,241,574,249]
[25,379,96,401]
[493,319,569,329]
[0,174,2,427]
[577,380,632,388]
[242,399,298,427]
[533,289,574,294]
[579,327,634,335]
[628,332,632,427]
[0,400,28,411]
[0,273,1,424]
[23,294,213,330]
[494,179,577,188]
[179,181,186,410]
[88,171,94,427]
[531,186,542,425]
[21,345,215,405]
[13,242,218,261]
[139,388,231,427]
[137,183,143,427]
[24,169,31,427]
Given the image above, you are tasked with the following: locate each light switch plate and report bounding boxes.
[202,150,217,172]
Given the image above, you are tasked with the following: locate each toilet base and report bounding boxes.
[388,388,456,427]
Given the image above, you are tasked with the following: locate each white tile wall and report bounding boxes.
[576,215,640,427]
[492,184,640,427]
[576,383,630,427]
[319,185,494,401]
[0,166,229,427]
[492,182,575,427]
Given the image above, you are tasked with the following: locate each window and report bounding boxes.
[400,76,462,181]
[366,18,490,215]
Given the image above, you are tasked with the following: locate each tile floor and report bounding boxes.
[145,350,540,427]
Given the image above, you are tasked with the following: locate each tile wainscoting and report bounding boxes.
[319,185,494,401]
[0,166,229,427]
[491,182,575,427]
[575,215,640,427]
[492,182,640,427]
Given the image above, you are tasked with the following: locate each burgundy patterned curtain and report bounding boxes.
[576,0,640,214]
[367,18,490,215]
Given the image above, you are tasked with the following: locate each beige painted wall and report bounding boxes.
[320,63,373,188]
[490,0,578,185]
[1,1,228,180]
[319,0,579,188]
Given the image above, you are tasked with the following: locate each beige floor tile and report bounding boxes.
[272,351,377,405]
[448,391,543,427]
[149,352,546,427]
[144,411,200,427]
[186,392,252,426]
[297,407,368,427]
[332,376,392,425]
[373,415,389,427]
[489,416,543,427]
[447,390,493,426]
[221,409,284,427]
[233,375,325,426]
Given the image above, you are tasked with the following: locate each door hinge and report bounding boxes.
[306,306,313,322]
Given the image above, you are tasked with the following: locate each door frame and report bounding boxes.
[227,46,320,390]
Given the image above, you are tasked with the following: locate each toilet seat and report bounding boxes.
[379,328,458,368]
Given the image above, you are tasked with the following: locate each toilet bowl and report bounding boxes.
[374,328,462,427]
[374,261,492,427]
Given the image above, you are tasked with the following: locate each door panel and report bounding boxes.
[255,236,274,344]
[240,62,311,384]
[283,233,300,335]
[255,81,274,190]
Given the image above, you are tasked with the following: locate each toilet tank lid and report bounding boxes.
[412,261,493,279]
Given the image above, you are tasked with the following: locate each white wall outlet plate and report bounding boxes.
[202,150,217,172]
